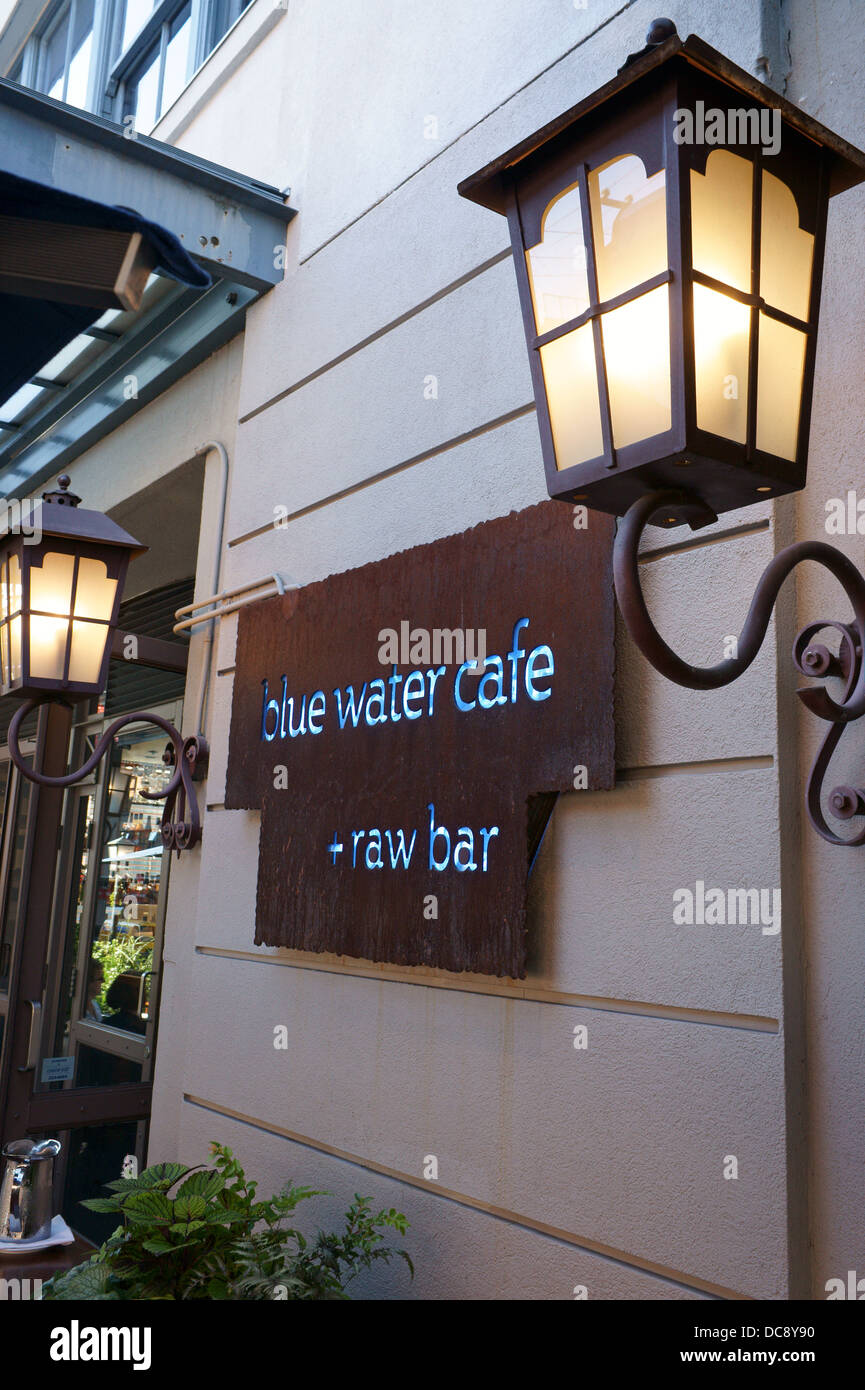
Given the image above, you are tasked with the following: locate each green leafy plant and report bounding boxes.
[90,936,153,1008]
[43,1143,412,1301]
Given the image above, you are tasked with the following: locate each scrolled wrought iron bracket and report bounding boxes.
[613,489,865,847]
[7,698,208,857]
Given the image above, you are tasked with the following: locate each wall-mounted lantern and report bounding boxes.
[1,477,206,853]
[0,477,143,702]
[459,21,865,845]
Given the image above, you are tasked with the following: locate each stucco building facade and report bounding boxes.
[0,0,862,1301]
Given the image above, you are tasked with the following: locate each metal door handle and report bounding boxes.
[16,999,41,1072]
[136,971,154,1017]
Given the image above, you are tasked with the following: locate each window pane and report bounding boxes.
[65,32,92,107]
[131,46,160,132]
[42,6,71,99]
[160,5,191,116]
[122,0,157,53]
[211,0,252,48]
[65,0,95,109]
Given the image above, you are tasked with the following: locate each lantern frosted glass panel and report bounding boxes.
[690,150,753,293]
[693,283,750,442]
[756,314,808,460]
[73,558,117,621]
[29,615,69,681]
[525,182,591,335]
[588,155,667,301]
[29,552,75,681]
[601,286,671,448]
[760,170,814,322]
[539,324,604,468]
[69,620,110,684]
[30,552,75,616]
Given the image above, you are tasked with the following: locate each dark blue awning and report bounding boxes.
[0,168,210,405]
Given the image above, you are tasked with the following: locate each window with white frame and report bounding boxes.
[4,0,252,129]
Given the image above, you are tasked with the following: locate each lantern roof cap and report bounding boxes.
[458,30,865,213]
[0,475,147,557]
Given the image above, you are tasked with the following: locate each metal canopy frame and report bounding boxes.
[0,75,294,498]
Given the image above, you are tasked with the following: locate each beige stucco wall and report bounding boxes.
[44,0,864,1299]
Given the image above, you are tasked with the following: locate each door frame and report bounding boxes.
[0,631,189,1166]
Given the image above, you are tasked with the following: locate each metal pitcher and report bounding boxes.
[0,1139,61,1241]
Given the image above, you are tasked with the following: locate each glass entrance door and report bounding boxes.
[59,725,171,1082]
[34,706,181,1242]
[0,575,192,1241]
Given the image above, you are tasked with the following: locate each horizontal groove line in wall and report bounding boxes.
[618,755,774,781]
[638,518,771,564]
[227,402,536,547]
[297,0,638,269]
[217,666,235,677]
[192,946,779,1034]
[181,1092,747,1301]
[239,249,512,424]
[201,755,774,808]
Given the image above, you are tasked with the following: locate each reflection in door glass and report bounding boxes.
[48,793,95,1071]
[84,732,169,1036]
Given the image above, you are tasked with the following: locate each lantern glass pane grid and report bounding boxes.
[27,551,118,686]
[0,553,23,690]
[0,489,141,701]
[457,32,865,524]
[526,153,672,470]
[690,148,814,459]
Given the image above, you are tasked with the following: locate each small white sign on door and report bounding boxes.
[40,1056,75,1084]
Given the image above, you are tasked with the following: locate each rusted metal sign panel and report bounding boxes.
[225,501,615,978]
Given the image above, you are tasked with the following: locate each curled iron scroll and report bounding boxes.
[7,699,208,857]
[792,621,865,847]
[613,489,865,848]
